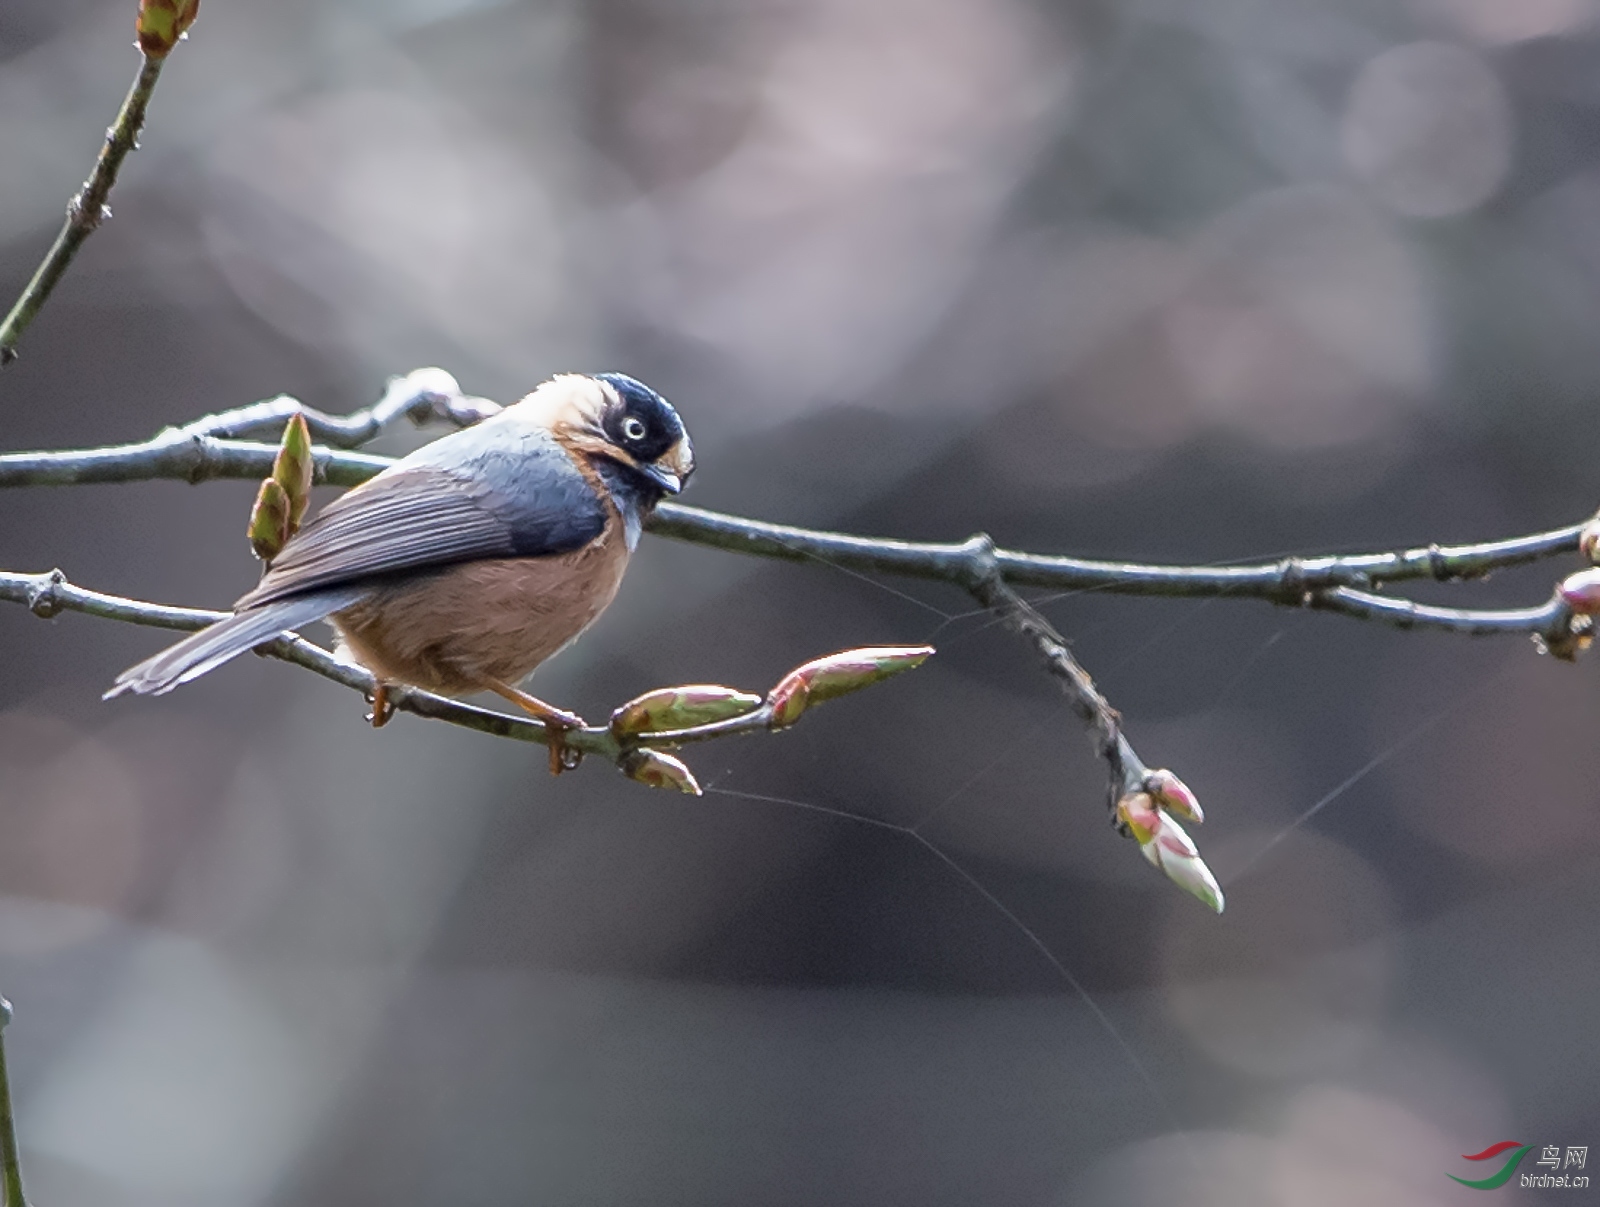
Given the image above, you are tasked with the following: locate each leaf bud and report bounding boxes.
[137,0,199,58]
[272,412,314,533]
[610,685,763,738]
[247,477,291,561]
[618,748,703,795]
[766,645,934,729]
[1144,768,1203,825]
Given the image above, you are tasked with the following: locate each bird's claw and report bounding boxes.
[367,683,396,728]
[544,713,585,776]
[481,681,587,776]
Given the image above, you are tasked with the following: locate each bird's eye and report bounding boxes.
[622,416,648,442]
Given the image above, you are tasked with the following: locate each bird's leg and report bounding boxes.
[368,682,396,728]
[486,680,586,775]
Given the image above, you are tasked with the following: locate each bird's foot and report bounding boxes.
[485,681,586,775]
[544,721,585,776]
[367,682,396,728]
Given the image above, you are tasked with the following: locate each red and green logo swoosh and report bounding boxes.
[1449,1142,1534,1189]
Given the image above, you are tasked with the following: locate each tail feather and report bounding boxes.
[105,586,369,699]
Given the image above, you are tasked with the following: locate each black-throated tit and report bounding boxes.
[108,373,695,768]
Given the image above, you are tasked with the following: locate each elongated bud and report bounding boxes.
[767,645,934,729]
[1559,567,1600,615]
[618,748,702,795]
[1115,791,1224,913]
[247,477,292,561]
[272,413,314,533]
[137,0,199,57]
[1145,768,1203,824]
[1145,819,1225,914]
[611,685,763,738]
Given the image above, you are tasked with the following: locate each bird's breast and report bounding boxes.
[331,514,633,694]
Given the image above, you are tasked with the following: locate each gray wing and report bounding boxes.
[238,416,609,609]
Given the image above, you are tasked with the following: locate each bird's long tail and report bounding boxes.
[105,586,369,698]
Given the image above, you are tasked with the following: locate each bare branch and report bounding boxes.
[1312,584,1573,640]
[0,568,922,783]
[174,366,503,444]
[955,535,1145,803]
[0,55,166,365]
[0,371,1587,639]
[952,534,1223,909]
[646,506,1587,603]
[0,433,388,489]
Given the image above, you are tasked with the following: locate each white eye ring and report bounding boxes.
[622,416,648,442]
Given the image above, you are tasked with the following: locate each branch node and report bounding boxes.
[182,433,212,484]
[956,532,1000,594]
[1276,556,1309,605]
[26,569,66,619]
[1427,542,1450,581]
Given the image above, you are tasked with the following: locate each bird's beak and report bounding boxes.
[644,435,695,495]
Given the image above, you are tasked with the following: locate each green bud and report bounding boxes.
[137,0,199,58]
[610,685,763,738]
[272,413,314,534]
[247,477,291,561]
[618,748,702,795]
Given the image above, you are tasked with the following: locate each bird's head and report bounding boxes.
[519,372,695,501]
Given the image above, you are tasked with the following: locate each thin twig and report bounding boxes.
[1312,584,1571,639]
[173,367,503,444]
[955,535,1146,815]
[0,56,166,365]
[0,998,23,1207]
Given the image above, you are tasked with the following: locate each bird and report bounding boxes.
[107,372,695,772]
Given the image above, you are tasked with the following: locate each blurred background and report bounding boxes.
[1,0,1599,1202]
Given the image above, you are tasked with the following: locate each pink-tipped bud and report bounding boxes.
[1559,567,1600,615]
[1115,791,1161,844]
[618,748,702,795]
[1145,819,1225,914]
[766,677,809,729]
[1581,519,1600,564]
[1116,791,1224,913]
[766,645,934,729]
[610,685,763,738]
[1145,768,1203,825]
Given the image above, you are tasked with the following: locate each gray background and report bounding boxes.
[0,0,1597,1202]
